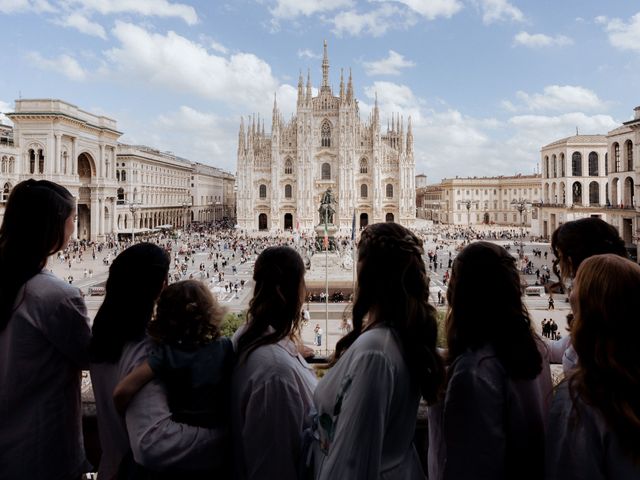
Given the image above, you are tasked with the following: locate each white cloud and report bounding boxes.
[477,0,523,24]
[297,48,321,59]
[210,40,228,54]
[390,0,462,20]
[56,12,107,39]
[0,0,54,13]
[0,99,12,125]
[27,52,87,81]
[597,12,640,53]
[512,85,606,112]
[363,50,415,76]
[269,0,352,19]
[513,31,573,48]
[364,81,418,110]
[61,0,198,25]
[105,22,279,109]
[332,4,414,37]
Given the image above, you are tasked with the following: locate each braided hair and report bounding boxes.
[332,222,444,404]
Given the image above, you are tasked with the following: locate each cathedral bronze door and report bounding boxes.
[359,213,368,229]
[385,213,394,222]
[284,213,293,230]
[258,213,268,231]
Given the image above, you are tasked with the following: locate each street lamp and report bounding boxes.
[511,198,532,259]
[181,201,192,229]
[457,199,478,227]
[128,200,142,243]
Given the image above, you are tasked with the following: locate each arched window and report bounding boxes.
[8,157,14,174]
[38,149,44,174]
[117,187,125,204]
[614,143,620,172]
[258,213,268,231]
[321,120,331,148]
[121,170,127,182]
[360,184,368,198]
[116,170,121,182]
[589,181,600,206]
[560,153,565,176]
[284,158,293,175]
[626,140,633,171]
[544,156,549,178]
[552,155,557,178]
[2,183,11,202]
[284,184,292,198]
[588,152,598,176]
[359,158,368,174]
[386,183,393,198]
[572,181,582,205]
[572,152,582,176]
[605,153,608,175]
[29,149,36,174]
[259,184,267,199]
[0,156,6,174]
[321,162,331,180]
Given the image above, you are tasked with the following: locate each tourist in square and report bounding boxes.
[428,241,545,480]
[310,222,445,479]
[90,244,226,478]
[548,217,627,372]
[0,180,92,479]
[546,254,640,479]
[231,246,317,480]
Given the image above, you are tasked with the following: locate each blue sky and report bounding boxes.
[1,0,639,182]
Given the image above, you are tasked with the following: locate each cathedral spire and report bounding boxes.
[407,115,413,155]
[321,40,330,91]
[306,68,312,103]
[346,68,353,103]
[373,91,379,127]
[238,116,245,153]
[272,92,279,129]
[339,68,344,101]
[297,70,304,106]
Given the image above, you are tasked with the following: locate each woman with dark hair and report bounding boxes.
[231,246,317,480]
[549,217,627,373]
[90,244,225,479]
[428,241,545,480]
[311,222,444,479]
[546,254,640,479]
[0,179,91,479]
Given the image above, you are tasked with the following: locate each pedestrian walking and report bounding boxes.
[548,294,555,310]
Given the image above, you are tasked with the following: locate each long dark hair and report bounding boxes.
[236,246,305,363]
[332,222,444,404]
[0,179,75,332]
[446,241,541,381]
[89,243,170,363]
[569,254,640,464]
[551,217,626,283]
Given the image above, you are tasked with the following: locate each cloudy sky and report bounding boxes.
[1,0,639,182]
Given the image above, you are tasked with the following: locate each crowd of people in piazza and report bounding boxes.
[1,178,639,480]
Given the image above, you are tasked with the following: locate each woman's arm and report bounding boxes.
[113,360,154,415]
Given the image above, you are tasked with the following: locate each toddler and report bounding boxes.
[114,279,234,428]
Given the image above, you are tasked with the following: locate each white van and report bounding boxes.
[524,286,545,296]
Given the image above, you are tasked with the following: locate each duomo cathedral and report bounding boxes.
[236,42,416,233]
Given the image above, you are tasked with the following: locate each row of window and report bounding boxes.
[258,183,395,199]
[0,156,16,174]
[281,159,371,177]
[454,188,539,196]
[543,178,635,207]
[544,144,634,179]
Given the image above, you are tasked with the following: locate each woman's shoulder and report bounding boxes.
[450,345,505,380]
[27,270,82,301]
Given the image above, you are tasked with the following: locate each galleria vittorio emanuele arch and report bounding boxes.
[236,42,416,233]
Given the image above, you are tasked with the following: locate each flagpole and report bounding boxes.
[324,207,329,356]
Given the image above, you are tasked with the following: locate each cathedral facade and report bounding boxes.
[236,42,416,233]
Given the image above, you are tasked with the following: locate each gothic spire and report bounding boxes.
[238,116,245,153]
[297,70,304,106]
[339,68,345,101]
[321,40,330,91]
[346,68,353,103]
[306,68,312,102]
[373,91,379,127]
[407,116,413,154]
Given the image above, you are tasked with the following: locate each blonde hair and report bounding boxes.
[148,280,227,348]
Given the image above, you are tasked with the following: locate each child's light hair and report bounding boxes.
[148,279,227,348]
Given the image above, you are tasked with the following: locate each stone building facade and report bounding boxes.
[236,42,416,233]
[0,99,234,240]
[418,174,541,227]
